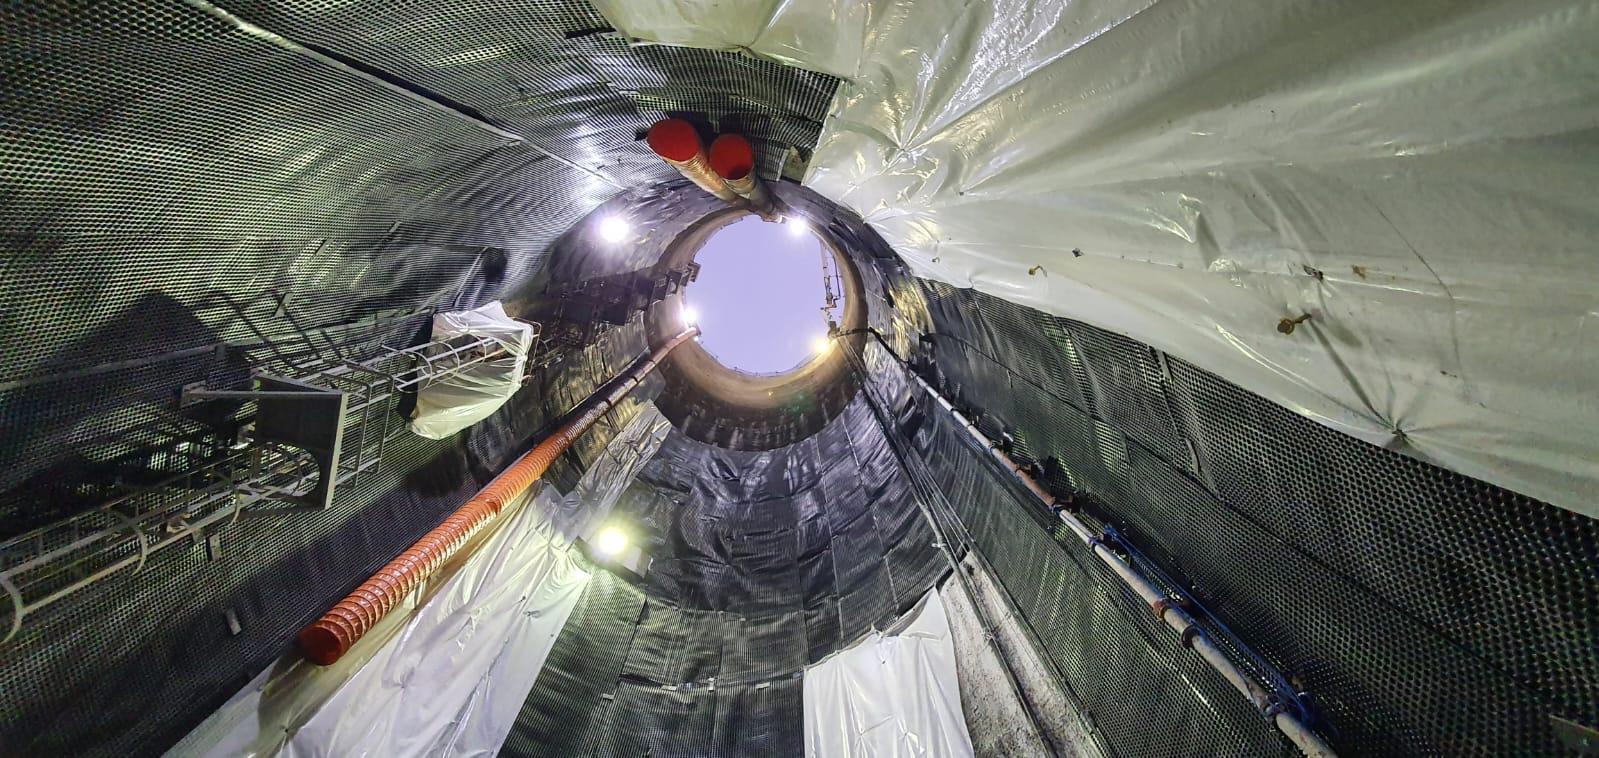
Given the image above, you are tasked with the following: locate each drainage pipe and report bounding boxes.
[905,366,1335,757]
[840,342,1074,755]
[647,119,741,204]
[708,134,774,217]
[296,327,700,666]
[844,328,1335,757]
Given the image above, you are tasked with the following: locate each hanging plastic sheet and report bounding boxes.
[171,395,679,757]
[167,483,588,758]
[803,589,974,758]
[544,403,673,543]
[409,301,534,440]
[588,0,866,81]
[590,0,1599,518]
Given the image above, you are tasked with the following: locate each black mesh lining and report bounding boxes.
[503,178,935,758]
[616,398,938,635]
[0,0,840,752]
[213,0,834,188]
[916,402,1290,756]
[14,1,1592,754]
[842,333,1285,758]
[504,574,817,758]
[0,316,647,755]
[501,569,649,757]
[504,394,945,757]
[3,0,838,488]
[914,280,1599,755]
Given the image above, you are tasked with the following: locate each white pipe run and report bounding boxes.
[903,369,1336,758]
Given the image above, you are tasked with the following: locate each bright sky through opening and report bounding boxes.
[688,215,837,374]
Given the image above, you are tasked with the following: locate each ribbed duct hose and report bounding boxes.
[708,133,773,215]
[296,327,700,666]
[647,119,742,204]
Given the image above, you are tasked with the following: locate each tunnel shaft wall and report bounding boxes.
[881,280,1599,756]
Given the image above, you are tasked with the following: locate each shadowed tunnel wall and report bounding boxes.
[503,398,945,756]
[2,1,1597,756]
[0,1,837,754]
[879,281,1599,755]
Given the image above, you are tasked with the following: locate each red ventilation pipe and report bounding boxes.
[296,327,700,666]
[647,119,741,204]
[708,133,773,215]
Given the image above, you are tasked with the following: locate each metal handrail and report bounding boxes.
[2,304,541,644]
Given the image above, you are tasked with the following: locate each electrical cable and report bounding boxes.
[837,328,1336,756]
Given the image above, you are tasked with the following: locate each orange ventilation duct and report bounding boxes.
[296,327,700,666]
[646,119,741,204]
[708,133,773,216]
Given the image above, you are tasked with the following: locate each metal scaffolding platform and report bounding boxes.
[1,295,541,642]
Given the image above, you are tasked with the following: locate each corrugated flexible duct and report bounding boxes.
[297,327,700,666]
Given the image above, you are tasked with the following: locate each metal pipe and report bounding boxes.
[898,365,1336,757]
[646,119,741,204]
[708,134,774,216]
[295,327,699,665]
[840,327,1335,756]
[839,341,1081,756]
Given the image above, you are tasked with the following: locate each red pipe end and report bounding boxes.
[646,119,703,163]
[297,623,348,666]
[709,134,756,181]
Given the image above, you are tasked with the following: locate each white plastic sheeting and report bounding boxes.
[172,401,675,757]
[593,0,1599,517]
[410,301,534,440]
[803,590,975,758]
[170,485,587,757]
[546,403,674,543]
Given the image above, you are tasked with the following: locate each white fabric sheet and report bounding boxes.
[803,591,975,758]
[169,487,588,758]
[592,0,1599,517]
[410,301,534,440]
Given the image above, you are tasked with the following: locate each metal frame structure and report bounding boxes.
[1,297,541,643]
[298,326,699,665]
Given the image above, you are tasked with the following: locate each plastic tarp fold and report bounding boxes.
[410,301,534,440]
[590,0,1599,518]
[546,403,674,543]
[803,590,974,758]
